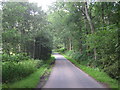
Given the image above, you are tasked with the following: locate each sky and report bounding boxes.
[29,0,56,11]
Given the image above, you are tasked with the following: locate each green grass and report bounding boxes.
[63,54,119,89]
[2,56,55,88]
[2,65,47,88]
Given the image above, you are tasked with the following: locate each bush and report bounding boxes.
[2,53,30,62]
[104,61,119,80]
[65,51,85,61]
[65,50,74,56]
[56,48,66,53]
[43,56,55,65]
[2,60,43,83]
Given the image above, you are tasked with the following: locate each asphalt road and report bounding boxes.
[43,53,106,88]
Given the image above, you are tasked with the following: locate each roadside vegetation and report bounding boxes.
[2,56,55,88]
[2,2,54,88]
[49,2,119,89]
[56,47,119,88]
[1,1,119,89]
[61,53,118,88]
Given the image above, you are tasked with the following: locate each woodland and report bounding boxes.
[1,1,119,88]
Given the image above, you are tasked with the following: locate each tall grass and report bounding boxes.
[2,60,43,83]
[2,56,55,88]
[2,66,47,88]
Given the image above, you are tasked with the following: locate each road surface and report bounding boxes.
[43,53,106,88]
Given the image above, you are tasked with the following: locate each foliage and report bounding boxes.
[34,32,53,60]
[55,48,66,53]
[49,2,119,80]
[2,66,47,88]
[2,60,43,83]
[2,2,53,60]
[63,54,118,88]
[2,56,55,88]
[2,53,30,62]
[86,25,119,79]
[1,1,119,87]
[2,2,54,86]
[64,50,89,63]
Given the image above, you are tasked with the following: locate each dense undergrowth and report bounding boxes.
[2,53,55,88]
[3,66,49,88]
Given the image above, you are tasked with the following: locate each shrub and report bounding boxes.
[104,61,119,80]
[2,53,30,62]
[65,50,74,56]
[43,56,55,65]
[2,60,42,83]
[56,48,66,53]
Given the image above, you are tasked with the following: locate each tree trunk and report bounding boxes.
[33,39,35,58]
[84,2,97,61]
[84,17,90,56]
[69,38,72,50]
[84,2,94,33]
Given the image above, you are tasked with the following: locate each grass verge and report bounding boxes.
[2,56,55,88]
[63,54,119,89]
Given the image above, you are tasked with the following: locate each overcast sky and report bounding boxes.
[29,0,56,11]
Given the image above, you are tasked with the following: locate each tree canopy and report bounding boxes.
[1,1,119,82]
[2,2,53,60]
[48,2,119,80]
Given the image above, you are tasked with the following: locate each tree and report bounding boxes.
[2,2,53,60]
[48,2,119,80]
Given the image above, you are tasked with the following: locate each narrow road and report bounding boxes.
[43,53,105,88]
